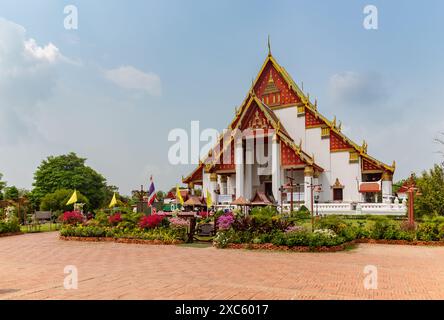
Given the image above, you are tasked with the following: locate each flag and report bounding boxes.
[66,190,78,205]
[109,192,117,208]
[206,189,213,209]
[147,175,155,197]
[147,176,156,207]
[176,185,184,205]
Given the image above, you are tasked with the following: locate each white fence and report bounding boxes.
[280,201,407,216]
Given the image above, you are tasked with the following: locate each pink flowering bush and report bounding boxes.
[217,213,235,231]
[61,211,84,225]
[169,217,189,229]
[285,225,305,233]
[108,213,122,226]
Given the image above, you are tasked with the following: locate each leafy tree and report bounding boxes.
[40,189,89,212]
[0,173,6,200]
[4,186,19,201]
[31,153,107,209]
[415,164,444,217]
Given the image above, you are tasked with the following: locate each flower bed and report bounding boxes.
[59,210,188,244]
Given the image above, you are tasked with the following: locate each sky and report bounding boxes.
[0,0,443,195]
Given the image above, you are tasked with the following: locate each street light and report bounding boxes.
[306,181,322,232]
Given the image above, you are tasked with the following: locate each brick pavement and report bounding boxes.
[1,232,444,299]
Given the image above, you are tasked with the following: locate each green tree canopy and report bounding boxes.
[31,153,107,209]
[40,189,89,212]
[415,164,444,217]
[0,173,6,200]
[4,186,19,201]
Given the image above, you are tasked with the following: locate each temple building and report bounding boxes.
[183,48,403,214]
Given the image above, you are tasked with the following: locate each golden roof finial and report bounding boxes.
[312,153,315,163]
[314,99,318,110]
[362,140,368,153]
[301,81,304,91]
[332,116,336,127]
[276,121,281,133]
[299,138,302,149]
[267,35,271,56]
[338,121,342,131]
[392,160,396,168]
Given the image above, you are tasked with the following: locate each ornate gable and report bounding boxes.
[330,131,354,152]
[362,158,383,173]
[240,101,274,131]
[253,61,300,108]
[281,141,305,167]
[305,109,325,128]
[214,140,235,172]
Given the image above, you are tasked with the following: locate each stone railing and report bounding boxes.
[217,194,234,204]
[279,202,407,216]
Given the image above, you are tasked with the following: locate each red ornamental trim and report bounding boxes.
[281,142,304,166]
[214,141,235,171]
[241,103,273,131]
[362,158,383,172]
[305,109,324,128]
[330,131,353,151]
[254,62,300,107]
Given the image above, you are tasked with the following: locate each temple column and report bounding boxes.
[304,166,314,210]
[209,173,218,205]
[382,171,393,203]
[244,139,254,200]
[235,138,244,198]
[220,175,228,195]
[271,134,281,203]
[188,182,195,196]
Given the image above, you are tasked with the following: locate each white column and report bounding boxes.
[271,134,281,203]
[304,166,314,210]
[235,138,244,198]
[220,175,228,195]
[209,173,218,205]
[244,138,254,200]
[382,172,393,203]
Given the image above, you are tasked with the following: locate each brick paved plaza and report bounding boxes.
[1,232,444,300]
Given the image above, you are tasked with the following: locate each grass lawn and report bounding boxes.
[20,223,61,233]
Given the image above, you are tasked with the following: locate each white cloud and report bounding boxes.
[24,39,62,63]
[104,65,162,96]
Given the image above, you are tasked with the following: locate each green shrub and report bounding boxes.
[0,218,20,234]
[416,222,440,241]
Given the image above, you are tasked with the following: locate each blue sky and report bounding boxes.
[0,0,443,194]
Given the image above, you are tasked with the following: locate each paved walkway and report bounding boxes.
[1,232,444,299]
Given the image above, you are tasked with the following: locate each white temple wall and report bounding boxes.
[274,107,306,149]
[330,152,361,202]
[227,174,236,195]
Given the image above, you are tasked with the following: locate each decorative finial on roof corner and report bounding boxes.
[392,160,396,169]
[332,116,337,127]
[314,99,318,110]
[267,35,272,56]
[276,121,281,133]
[299,138,302,150]
[338,121,342,132]
[362,140,368,153]
[312,153,315,163]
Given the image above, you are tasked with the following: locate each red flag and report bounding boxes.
[148,193,156,207]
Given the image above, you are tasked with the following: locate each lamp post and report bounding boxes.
[306,182,322,232]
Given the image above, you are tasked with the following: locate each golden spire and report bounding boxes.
[362,140,368,153]
[332,116,336,127]
[267,35,271,56]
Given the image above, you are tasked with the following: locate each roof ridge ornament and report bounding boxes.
[362,140,368,154]
[267,35,272,56]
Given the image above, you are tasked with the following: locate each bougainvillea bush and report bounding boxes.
[60,212,185,242]
[108,213,122,226]
[61,211,84,225]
